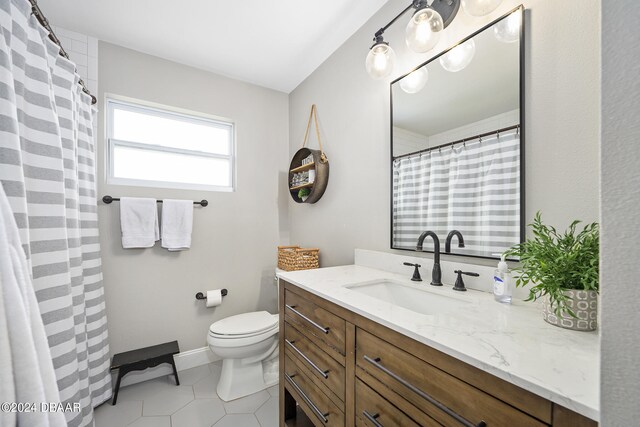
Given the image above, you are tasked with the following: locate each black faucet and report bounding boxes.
[445,230,465,253]
[416,231,442,286]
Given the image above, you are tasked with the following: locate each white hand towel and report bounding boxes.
[120,197,159,248]
[161,199,194,251]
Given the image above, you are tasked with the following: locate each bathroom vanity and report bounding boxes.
[277,263,598,427]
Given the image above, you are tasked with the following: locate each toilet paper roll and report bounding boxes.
[206,289,223,308]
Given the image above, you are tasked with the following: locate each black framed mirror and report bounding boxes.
[390,6,524,260]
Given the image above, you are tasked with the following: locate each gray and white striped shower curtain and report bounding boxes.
[393,130,521,257]
[0,1,110,425]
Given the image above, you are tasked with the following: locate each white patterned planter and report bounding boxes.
[542,290,598,331]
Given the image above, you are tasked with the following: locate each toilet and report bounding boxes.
[207,310,279,401]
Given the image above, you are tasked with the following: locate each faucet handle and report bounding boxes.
[453,270,479,292]
[403,262,422,282]
[456,270,479,277]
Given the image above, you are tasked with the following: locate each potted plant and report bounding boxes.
[504,212,599,331]
[298,187,310,202]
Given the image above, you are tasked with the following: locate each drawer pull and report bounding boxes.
[286,304,330,334]
[363,410,383,427]
[364,355,487,427]
[285,339,329,379]
[285,373,329,424]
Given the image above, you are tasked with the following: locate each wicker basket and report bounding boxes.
[278,246,320,271]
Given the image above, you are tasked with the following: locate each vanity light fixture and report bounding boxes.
[366,0,503,79]
[405,2,444,53]
[439,38,476,72]
[366,0,461,79]
[365,35,397,79]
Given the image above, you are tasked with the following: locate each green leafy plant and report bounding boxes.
[298,187,310,199]
[504,211,599,317]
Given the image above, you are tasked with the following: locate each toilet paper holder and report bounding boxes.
[195,289,228,301]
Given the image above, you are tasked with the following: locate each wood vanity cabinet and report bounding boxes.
[279,280,597,427]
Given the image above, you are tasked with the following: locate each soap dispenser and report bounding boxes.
[493,254,513,304]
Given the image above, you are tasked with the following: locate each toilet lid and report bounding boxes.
[209,311,278,336]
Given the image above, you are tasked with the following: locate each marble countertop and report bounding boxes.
[277,264,600,421]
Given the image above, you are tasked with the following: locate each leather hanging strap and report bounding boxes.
[302,104,328,163]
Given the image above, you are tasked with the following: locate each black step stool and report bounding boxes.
[110,340,180,405]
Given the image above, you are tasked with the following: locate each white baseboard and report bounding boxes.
[113,346,220,388]
[174,346,220,371]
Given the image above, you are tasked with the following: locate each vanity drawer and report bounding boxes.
[356,328,546,427]
[284,289,346,359]
[356,378,438,427]
[284,321,345,402]
[284,353,345,427]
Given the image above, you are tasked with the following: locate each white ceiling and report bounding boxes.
[38,0,389,93]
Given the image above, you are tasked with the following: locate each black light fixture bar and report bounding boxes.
[373,3,416,40]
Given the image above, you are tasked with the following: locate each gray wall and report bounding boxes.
[288,0,600,268]
[600,2,640,425]
[97,42,289,354]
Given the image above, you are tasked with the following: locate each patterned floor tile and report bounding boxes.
[140,384,194,416]
[92,364,278,427]
[213,414,261,427]
[94,400,142,427]
[223,389,270,414]
[255,396,278,427]
[171,398,225,427]
[128,415,171,427]
[193,369,222,399]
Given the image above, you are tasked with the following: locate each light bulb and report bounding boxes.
[366,42,396,79]
[493,11,521,43]
[400,67,429,94]
[405,8,443,53]
[439,39,476,72]
[461,0,503,17]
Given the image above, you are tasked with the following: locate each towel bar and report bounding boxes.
[102,195,208,207]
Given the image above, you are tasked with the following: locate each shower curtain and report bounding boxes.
[0,1,111,426]
[393,130,521,256]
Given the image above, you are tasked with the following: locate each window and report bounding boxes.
[106,98,234,191]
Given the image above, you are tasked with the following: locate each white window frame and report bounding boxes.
[106,96,235,192]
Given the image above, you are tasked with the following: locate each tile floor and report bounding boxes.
[94,362,277,427]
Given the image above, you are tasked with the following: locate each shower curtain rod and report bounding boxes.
[28,0,97,105]
[393,124,520,160]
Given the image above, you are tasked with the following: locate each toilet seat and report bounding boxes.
[208,311,278,348]
[209,311,278,336]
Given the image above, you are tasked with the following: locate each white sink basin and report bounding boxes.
[345,279,470,316]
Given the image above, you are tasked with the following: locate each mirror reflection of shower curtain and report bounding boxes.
[393,130,520,257]
[0,2,111,426]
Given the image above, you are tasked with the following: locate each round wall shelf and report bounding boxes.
[288,148,329,204]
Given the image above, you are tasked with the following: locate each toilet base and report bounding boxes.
[217,353,278,401]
